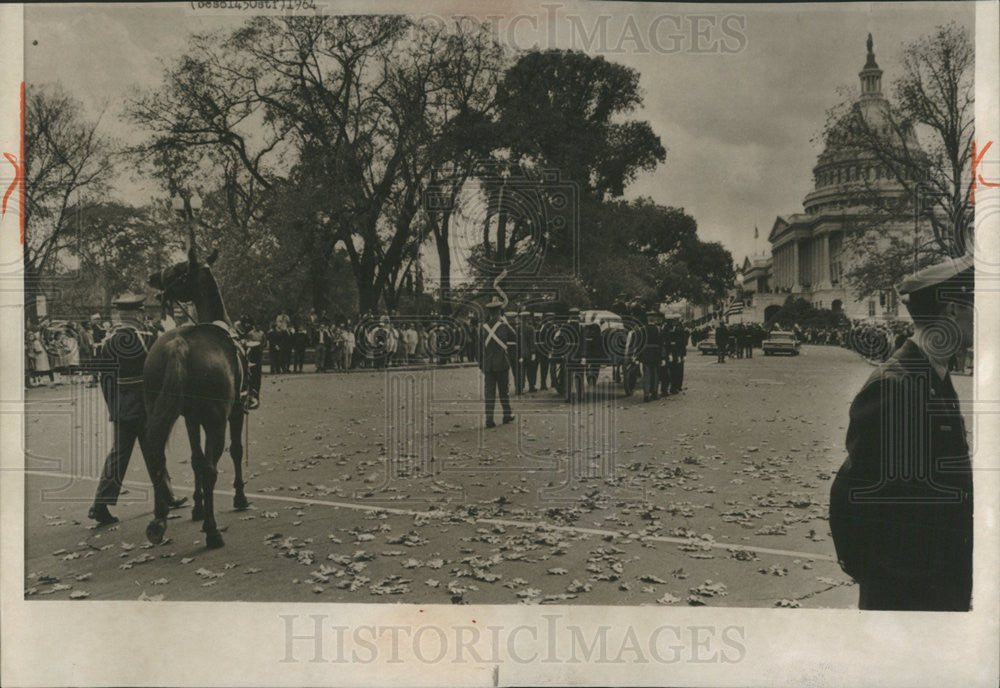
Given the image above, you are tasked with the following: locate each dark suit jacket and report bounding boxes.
[479,319,515,373]
[79,325,154,422]
[830,339,972,585]
[639,324,662,364]
[517,322,535,360]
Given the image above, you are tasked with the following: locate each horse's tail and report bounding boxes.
[146,337,188,445]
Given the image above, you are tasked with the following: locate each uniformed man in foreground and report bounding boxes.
[830,254,974,611]
[85,295,186,525]
[479,299,515,427]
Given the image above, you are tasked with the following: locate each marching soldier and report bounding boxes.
[83,294,186,525]
[504,310,519,392]
[516,311,537,393]
[479,299,516,428]
[532,312,547,391]
[668,319,688,394]
[648,310,671,397]
[715,322,729,364]
[638,309,662,402]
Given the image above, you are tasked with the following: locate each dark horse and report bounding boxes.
[142,243,248,548]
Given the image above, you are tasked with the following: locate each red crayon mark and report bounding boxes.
[971,140,999,205]
[2,82,25,244]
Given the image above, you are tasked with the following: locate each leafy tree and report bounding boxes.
[470,50,666,286]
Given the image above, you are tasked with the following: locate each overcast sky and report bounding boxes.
[24,1,974,271]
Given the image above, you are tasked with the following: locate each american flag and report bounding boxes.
[725,297,743,317]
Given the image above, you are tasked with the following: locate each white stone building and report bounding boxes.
[765,34,914,322]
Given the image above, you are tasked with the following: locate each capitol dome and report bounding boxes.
[763,34,914,322]
[803,34,915,216]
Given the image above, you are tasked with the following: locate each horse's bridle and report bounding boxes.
[158,266,198,325]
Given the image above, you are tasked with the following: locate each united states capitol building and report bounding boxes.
[738,35,915,324]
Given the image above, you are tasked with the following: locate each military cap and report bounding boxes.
[518,311,530,317]
[898,254,974,297]
[486,298,504,309]
[646,310,662,319]
[111,294,146,311]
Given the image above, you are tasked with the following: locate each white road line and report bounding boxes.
[23,469,837,562]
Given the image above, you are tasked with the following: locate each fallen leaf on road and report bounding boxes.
[690,580,728,597]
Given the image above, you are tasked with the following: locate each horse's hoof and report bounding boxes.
[205,531,225,549]
[145,519,166,545]
[233,494,249,511]
[191,504,204,521]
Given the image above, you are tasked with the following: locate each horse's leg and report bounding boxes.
[229,411,249,510]
[201,420,226,549]
[186,417,205,521]
[139,421,173,545]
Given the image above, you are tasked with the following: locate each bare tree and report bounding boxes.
[131,16,508,315]
[23,86,115,286]
[825,24,974,297]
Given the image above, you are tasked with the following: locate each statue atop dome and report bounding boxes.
[863,33,880,70]
[860,33,882,94]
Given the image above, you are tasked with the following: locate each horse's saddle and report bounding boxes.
[209,321,252,409]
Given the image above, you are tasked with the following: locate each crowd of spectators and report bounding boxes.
[27,305,973,390]
[255,309,483,374]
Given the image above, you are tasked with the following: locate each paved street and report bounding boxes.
[21,345,973,607]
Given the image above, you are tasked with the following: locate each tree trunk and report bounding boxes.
[435,229,451,313]
[357,282,380,315]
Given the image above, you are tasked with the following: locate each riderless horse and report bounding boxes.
[142,237,249,548]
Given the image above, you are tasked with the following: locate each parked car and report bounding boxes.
[762,330,801,356]
[579,310,625,332]
[697,338,718,355]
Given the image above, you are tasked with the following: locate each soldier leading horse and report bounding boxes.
[142,241,248,548]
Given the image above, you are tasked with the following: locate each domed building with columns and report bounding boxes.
[760,34,915,323]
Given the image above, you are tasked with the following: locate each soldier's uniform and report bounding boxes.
[535,313,555,390]
[649,312,671,397]
[516,312,537,394]
[479,302,515,427]
[503,311,519,391]
[561,309,586,396]
[235,315,263,409]
[84,295,183,524]
[714,323,729,363]
[830,255,974,611]
[639,311,662,402]
[668,321,688,394]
